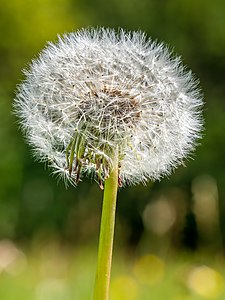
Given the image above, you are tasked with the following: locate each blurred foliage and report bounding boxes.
[1,239,225,299]
[0,0,225,259]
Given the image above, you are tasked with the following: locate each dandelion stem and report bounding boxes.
[93,149,118,300]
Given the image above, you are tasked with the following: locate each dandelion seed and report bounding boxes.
[14,27,203,187]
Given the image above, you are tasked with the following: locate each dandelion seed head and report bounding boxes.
[14,27,203,186]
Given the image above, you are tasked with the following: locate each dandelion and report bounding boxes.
[14,27,203,300]
[14,27,203,188]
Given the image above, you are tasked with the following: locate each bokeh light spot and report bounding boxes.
[35,278,70,300]
[133,254,165,285]
[111,275,139,300]
[0,239,27,275]
[187,265,224,298]
[143,197,176,235]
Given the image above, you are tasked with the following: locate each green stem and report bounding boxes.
[93,151,119,300]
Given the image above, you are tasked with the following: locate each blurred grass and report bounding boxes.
[1,239,225,300]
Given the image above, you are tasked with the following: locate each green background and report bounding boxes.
[0,0,225,299]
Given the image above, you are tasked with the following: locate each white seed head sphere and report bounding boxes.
[14,28,203,187]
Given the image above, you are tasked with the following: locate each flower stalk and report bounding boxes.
[93,148,119,300]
